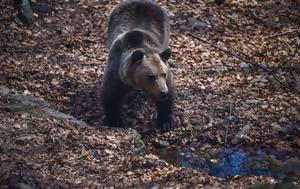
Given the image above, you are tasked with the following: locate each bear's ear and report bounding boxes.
[131,50,144,64]
[160,48,171,62]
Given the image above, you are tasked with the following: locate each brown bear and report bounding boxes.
[101,0,176,132]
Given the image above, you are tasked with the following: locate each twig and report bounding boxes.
[224,141,246,156]
[187,33,299,95]
[224,101,233,146]
[187,33,272,72]
[196,125,213,138]
[266,29,299,39]
[0,45,46,53]
[232,141,246,149]
[271,42,300,72]
[229,102,234,121]
[199,126,211,135]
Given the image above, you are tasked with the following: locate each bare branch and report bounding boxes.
[187,33,300,96]
[224,101,233,146]
[266,29,299,39]
[271,42,300,72]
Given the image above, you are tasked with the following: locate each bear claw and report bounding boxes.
[158,115,177,132]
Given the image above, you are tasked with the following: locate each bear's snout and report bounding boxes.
[160,91,169,100]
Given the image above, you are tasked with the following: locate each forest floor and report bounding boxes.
[0,0,300,188]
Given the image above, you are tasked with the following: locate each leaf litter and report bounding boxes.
[0,0,299,188]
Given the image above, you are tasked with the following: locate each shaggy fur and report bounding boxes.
[101,0,176,132]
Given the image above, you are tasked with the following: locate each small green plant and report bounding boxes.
[130,130,145,156]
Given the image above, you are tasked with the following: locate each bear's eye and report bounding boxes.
[147,75,156,82]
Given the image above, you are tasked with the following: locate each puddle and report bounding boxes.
[156,147,300,179]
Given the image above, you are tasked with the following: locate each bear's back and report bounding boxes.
[108,0,170,50]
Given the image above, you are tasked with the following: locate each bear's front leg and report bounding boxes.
[156,96,176,132]
[101,83,128,128]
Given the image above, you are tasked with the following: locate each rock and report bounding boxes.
[190,117,202,125]
[153,140,170,149]
[179,17,208,32]
[205,185,220,189]
[168,60,183,68]
[14,94,39,107]
[279,117,288,123]
[167,10,175,17]
[42,107,87,127]
[203,144,212,149]
[15,136,31,145]
[232,125,251,144]
[287,107,300,117]
[245,99,259,104]
[271,123,283,132]
[0,86,87,128]
[186,125,194,131]
[12,183,33,189]
[158,140,170,147]
[13,124,22,129]
[284,122,300,136]
[0,86,11,96]
[206,93,214,100]
[240,62,250,70]
[151,184,161,189]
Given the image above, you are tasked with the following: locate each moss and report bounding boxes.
[0,96,40,114]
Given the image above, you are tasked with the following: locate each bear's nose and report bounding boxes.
[160,91,169,99]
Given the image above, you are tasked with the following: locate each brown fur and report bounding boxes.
[101,0,176,131]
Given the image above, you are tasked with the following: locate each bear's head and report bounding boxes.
[122,48,172,101]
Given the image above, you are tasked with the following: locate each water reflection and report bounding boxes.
[156,148,300,179]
